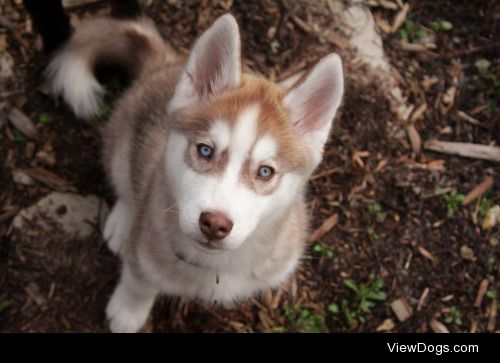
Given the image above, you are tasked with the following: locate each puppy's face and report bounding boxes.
[164,14,343,253]
[165,80,309,251]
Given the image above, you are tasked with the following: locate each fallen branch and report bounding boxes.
[424,140,500,162]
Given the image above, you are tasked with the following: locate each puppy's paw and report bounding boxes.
[103,200,132,254]
[106,284,154,333]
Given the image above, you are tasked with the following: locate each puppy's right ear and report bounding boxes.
[169,14,241,111]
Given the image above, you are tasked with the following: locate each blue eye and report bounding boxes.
[197,144,213,159]
[257,166,274,180]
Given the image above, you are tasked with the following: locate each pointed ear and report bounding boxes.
[283,54,344,167]
[169,14,241,111]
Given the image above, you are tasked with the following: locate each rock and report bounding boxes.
[328,1,410,130]
[343,5,392,75]
[12,192,109,239]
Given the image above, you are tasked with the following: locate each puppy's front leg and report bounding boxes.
[106,265,158,333]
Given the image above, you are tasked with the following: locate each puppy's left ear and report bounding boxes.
[169,14,241,112]
[283,53,344,167]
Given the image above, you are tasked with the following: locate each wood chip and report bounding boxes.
[456,110,484,127]
[405,123,421,155]
[307,214,339,243]
[376,318,395,332]
[410,103,427,123]
[400,41,437,52]
[374,14,392,34]
[430,319,449,333]
[424,140,500,162]
[62,0,102,8]
[8,108,38,140]
[12,169,34,186]
[462,176,494,206]
[417,287,430,311]
[474,278,489,308]
[24,167,76,192]
[459,245,476,261]
[417,245,438,265]
[391,3,410,33]
[24,282,46,306]
[391,298,413,322]
[487,298,497,332]
[0,208,19,224]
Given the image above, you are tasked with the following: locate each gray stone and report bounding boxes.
[12,192,109,239]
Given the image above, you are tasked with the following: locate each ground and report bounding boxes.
[0,0,499,333]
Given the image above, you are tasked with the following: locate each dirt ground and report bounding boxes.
[0,0,499,332]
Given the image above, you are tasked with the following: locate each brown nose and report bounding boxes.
[199,211,233,240]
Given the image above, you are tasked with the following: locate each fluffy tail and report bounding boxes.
[46,17,170,120]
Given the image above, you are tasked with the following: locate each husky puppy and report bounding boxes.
[46,14,344,332]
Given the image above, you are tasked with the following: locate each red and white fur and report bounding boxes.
[46,14,344,332]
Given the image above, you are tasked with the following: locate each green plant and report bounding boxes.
[369,202,386,222]
[12,128,28,143]
[431,21,453,31]
[442,190,465,218]
[284,304,328,333]
[443,306,462,326]
[313,242,334,258]
[399,20,428,43]
[38,112,53,125]
[0,300,11,313]
[329,278,387,326]
[367,226,379,240]
[486,290,497,300]
[475,58,500,116]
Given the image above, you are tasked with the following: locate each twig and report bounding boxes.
[424,140,500,162]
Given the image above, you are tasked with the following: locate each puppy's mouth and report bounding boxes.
[194,239,225,252]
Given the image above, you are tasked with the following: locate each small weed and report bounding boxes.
[0,300,11,313]
[443,306,462,326]
[284,304,328,333]
[475,58,500,116]
[313,242,334,258]
[399,20,428,43]
[38,112,54,125]
[431,21,453,31]
[369,202,386,222]
[367,226,379,240]
[12,129,28,143]
[486,290,497,300]
[329,278,387,327]
[441,190,465,218]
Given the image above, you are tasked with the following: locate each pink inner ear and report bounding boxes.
[292,76,339,134]
[284,54,344,137]
[191,33,238,99]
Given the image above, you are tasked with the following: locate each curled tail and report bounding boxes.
[46,17,170,120]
